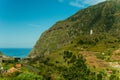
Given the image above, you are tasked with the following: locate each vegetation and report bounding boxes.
[0,72,43,80]
[0,51,3,55]
[2,0,120,79]
[27,0,120,80]
[29,0,120,58]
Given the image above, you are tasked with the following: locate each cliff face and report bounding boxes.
[29,1,120,58]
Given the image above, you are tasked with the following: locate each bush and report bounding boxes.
[62,55,97,80]
[63,51,73,59]
[15,72,43,80]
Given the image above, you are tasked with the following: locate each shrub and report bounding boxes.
[15,72,43,80]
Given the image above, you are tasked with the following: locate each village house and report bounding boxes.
[7,67,18,74]
[1,63,22,76]
[107,70,112,74]
[15,63,22,69]
[1,67,18,76]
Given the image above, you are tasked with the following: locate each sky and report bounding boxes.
[0,0,106,48]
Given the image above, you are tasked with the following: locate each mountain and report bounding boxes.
[27,0,120,79]
[29,0,120,58]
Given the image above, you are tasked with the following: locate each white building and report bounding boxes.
[90,29,93,35]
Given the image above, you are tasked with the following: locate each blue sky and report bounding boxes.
[0,0,106,48]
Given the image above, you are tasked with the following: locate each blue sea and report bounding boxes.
[0,48,32,58]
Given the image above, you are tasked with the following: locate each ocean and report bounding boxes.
[0,48,32,58]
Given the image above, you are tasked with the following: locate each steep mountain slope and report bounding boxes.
[29,0,120,58]
[27,1,120,79]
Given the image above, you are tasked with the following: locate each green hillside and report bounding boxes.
[29,0,120,58]
[28,0,120,79]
